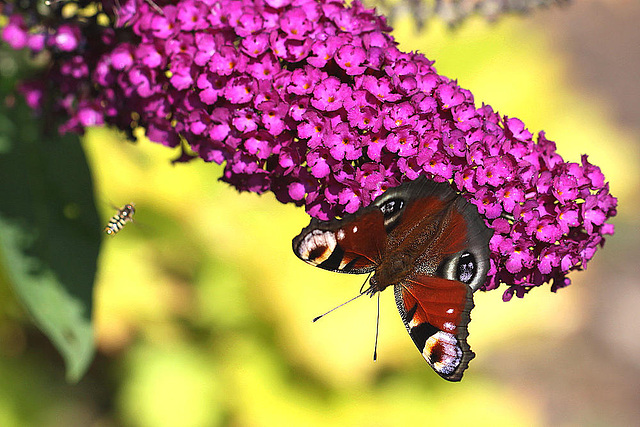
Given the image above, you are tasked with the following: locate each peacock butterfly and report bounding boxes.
[292,176,493,381]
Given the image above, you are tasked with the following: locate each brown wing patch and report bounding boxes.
[401,276,470,333]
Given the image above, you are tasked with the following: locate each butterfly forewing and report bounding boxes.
[292,208,387,274]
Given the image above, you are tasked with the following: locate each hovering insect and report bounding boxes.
[104,203,136,235]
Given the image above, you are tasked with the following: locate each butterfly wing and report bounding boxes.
[370,177,491,290]
[292,207,387,274]
[374,177,492,381]
[395,276,474,381]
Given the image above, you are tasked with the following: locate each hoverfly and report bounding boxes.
[104,203,135,235]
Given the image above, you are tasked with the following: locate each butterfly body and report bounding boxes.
[293,177,493,381]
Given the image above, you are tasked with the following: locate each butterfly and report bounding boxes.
[292,176,493,381]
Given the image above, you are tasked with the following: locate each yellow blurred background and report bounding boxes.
[1,1,639,426]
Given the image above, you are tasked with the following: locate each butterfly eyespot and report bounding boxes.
[379,198,404,218]
[456,252,477,284]
[423,331,462,375]
[297,230,336,265]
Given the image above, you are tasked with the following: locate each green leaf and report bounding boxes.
[0,97,101,382]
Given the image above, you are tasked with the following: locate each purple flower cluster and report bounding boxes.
[1,0,617,299]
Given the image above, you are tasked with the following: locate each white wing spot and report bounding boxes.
[446,308,454,314]
[352,225,358,233]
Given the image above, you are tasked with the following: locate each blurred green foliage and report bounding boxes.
[0,90,100,381]
[0,13,635,427]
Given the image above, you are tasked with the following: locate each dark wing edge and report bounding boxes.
[452,196,494,291]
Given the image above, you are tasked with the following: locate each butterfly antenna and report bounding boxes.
[373,292,380,361]
[312,292,365,322]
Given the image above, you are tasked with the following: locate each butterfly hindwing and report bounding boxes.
[395,276,474,381]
